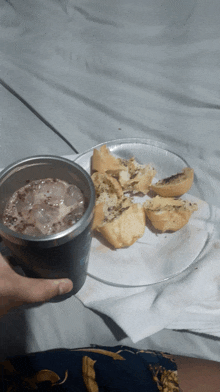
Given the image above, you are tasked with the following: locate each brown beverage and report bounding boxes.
[3,178,85,236]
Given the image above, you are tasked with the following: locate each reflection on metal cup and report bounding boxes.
[0,155,95,296]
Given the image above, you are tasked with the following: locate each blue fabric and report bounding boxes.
[0,345,179,391]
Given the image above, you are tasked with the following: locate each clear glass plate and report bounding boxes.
[75,138,211,287]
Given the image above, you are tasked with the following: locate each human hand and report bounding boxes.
[0,253,73,317]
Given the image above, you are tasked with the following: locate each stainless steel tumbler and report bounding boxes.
[0,156,95,295]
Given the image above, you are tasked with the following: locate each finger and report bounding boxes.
[14,276,73,305]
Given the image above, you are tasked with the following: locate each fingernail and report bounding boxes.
[57,280,73,295]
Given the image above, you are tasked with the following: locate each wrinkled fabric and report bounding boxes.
[1,1,220,181]
[0,345,179,391]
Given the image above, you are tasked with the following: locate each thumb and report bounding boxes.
[15,277,73,305]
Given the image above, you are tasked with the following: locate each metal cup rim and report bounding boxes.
[0,155,95,248]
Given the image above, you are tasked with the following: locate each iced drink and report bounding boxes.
[0,156,95,295]
[3,178,85,236]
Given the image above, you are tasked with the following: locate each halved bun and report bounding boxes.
[92,192,120,230]
[151,167,194,197]
[144,196,198,232]
[91,145,197,245]
[97,202,146,248]
[91,172,123,200]
[92,202,105,231]
[92,145,125,174]
[92,145,156,195]
[118,158,156,194]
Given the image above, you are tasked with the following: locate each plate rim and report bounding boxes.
[75,137,190,167]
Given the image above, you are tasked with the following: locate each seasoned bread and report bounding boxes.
[91,171,123,200]
[144,196,198,232]
[92,192,120,231]
[91,144,197,247]
[151,168,194,197]
[92,145,156,194]
[118,158,156,194]
[96,201,146,248]
[92,145,125,174]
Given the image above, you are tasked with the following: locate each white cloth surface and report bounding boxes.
[1,0,220,173]
[1,0,220,361]
[76,201,220,343]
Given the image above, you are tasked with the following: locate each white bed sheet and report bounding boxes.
[1,0,220,361]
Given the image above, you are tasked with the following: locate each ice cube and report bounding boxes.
[62,205,84,228]
[39,180,66,206]
[31,203,59,235]
[38,181,54,198]
[31,203,58,225]
[25,191,35,205]
[64,185,84,207]
[23,225,42,237]
[62,211,77,227]
[15,199,32,220]
[72,204,85,218]
[16,189,35,218]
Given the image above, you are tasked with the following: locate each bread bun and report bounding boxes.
[118,158,156,194]
[92,202,105,231]
[91,145,197,245]
[144,196,198,232]
[92,145,156,194]
[92,145,125,174]
[97,202,146,248]
[151,167,194,197]
[92,192,120,230]
[91,172,123,200]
